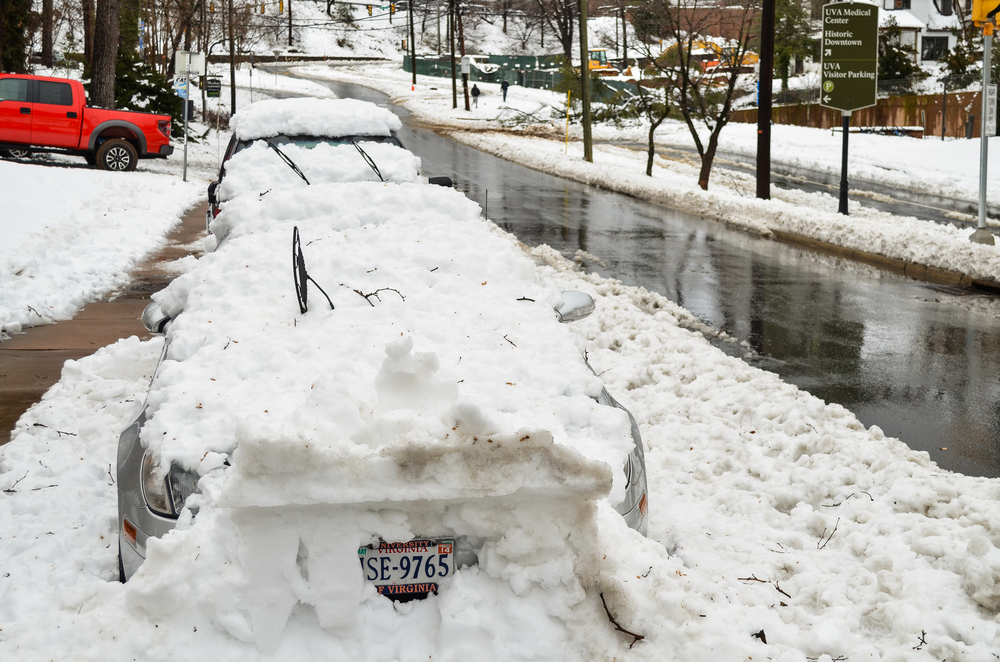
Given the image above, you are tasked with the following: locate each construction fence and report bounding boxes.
[403,54,637,102]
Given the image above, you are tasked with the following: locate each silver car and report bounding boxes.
[117,293,648,584]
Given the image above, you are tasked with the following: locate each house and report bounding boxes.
[879,0,959,62]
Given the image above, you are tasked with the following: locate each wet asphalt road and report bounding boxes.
[285,71,1000,478]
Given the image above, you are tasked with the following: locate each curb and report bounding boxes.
[770,230,1000,293]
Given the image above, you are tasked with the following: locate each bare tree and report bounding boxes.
[533,0,575,63]
[90,0,122,107]
[633,0,760,190]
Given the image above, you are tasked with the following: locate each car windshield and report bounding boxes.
[234,134,401,155]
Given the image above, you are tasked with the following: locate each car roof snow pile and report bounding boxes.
[230,97,401,141]
[128,179,640,658]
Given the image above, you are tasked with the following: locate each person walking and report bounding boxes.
[501,79,509,103]
[471,84,480,108]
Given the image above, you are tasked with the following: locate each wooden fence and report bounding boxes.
[731,90,986,139]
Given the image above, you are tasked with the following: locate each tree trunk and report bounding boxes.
[91,0,123,108]
[698,135,719,190]
[42,0,53,66]
[82,0,94,67]
[647,123,655,177]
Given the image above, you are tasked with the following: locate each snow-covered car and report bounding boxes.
[206,97,452,226]
[116,156,647,652]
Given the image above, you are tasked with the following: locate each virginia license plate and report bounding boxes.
[358,539,454,597]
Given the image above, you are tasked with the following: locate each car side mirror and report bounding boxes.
[207,181,218,205]
[555,291,595,323]
[141,302,171,335]
[428,176,454,188]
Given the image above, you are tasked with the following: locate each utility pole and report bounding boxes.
[228,0,236,114]
[756,0,775,199]
[457,0,469,111]
[449,0,457,108]
[409,0,417,86]
[288,0,293,46]
[578,0,593,162]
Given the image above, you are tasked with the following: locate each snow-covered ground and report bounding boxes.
[4,6,1000,660]
[0,161,203,337]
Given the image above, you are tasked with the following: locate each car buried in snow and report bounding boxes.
[204,97,453,229]
[117,128,647,621]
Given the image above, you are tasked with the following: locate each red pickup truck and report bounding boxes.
[0,73,173,171]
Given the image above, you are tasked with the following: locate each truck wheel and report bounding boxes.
[0,148,31,159]
[96,139,138,172]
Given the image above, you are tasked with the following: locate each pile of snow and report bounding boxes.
[230,97,401,141]
[0,160,202,335]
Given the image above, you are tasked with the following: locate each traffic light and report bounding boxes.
[209,2,214,12]
[260,3,265,13]
[390,2,395,14]
[973,0,1000,23]
[279,0,283,11]
[366,4,371,14]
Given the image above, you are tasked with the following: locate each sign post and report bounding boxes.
[175,51,204,183]
[820,2,879,215]
[972,9,998,244]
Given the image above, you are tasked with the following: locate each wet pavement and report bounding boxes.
[308,74,1000,478]
[0,203,208,444]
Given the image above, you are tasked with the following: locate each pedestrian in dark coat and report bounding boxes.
[471,84,480,108]
[501,79,510,102]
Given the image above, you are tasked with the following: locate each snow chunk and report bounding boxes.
[230,97,401,141]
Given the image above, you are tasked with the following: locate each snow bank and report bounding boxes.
[230,97,401,141]
[0,160,203,335]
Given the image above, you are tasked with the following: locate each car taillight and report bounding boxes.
[157,120,170,138]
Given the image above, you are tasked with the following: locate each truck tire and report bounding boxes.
[0,148,31,159]
[96,139,138,172]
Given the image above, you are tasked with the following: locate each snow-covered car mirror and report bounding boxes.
[428,176,453,187]
[141,301,170,335]
[555,291,596,323]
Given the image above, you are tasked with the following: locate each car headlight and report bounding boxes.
[141,451,199,518]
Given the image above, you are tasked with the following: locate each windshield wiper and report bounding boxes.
[265,138,310,185]
[353,141,385,182]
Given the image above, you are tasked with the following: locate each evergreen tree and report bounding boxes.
[878,17,926,93]
[0,0,32,72]
[774,0,816,91]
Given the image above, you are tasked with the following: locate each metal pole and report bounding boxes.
[578,0,592,162]
[756,0,775,199]
[973,26,996,244]
[942,81,947,141]
[838,111,850,215]
[183,54,190,183]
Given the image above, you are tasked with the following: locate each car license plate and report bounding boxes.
[358,539,454,597]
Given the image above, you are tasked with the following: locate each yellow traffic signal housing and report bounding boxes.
[973,0,1000,23]
[260,3,265,13]
[390,3,396,14]
[209,2,214,11]
[279,0,284,11]
[367,4,372,14]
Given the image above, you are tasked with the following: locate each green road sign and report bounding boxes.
[821,2,879,113]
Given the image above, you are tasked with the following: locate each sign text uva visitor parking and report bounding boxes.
[821,2,879,113]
